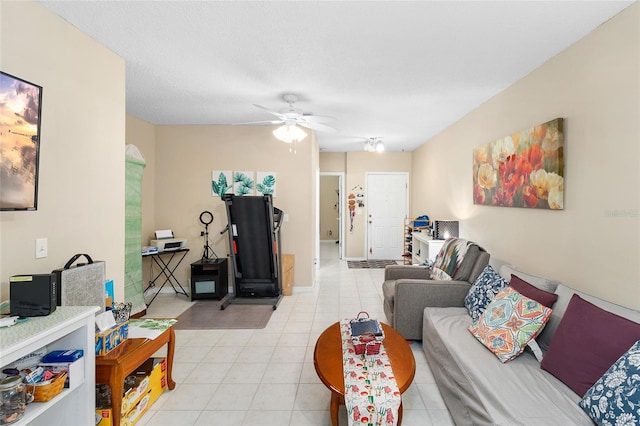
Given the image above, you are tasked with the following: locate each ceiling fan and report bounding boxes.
[236,94,339,140]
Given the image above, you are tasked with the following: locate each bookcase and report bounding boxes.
[0,306,99,425]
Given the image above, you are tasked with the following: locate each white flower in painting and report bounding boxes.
[491,136,516,168]
[604,369,627,388]
[615,413,637,426]
[548,186,564,210]
[477,163,497,190]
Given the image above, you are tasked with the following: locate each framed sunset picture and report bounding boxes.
[473,118,564,210]
[0,71,43,211]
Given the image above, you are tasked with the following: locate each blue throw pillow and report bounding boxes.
[464,265,508,322]
[579,340,640,425]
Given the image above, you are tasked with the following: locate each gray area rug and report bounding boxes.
[347,260,399,269]
[173,300,273,330]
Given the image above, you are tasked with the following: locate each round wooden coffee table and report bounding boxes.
[314,322,416,425]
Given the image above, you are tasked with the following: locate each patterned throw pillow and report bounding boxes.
[468,286,553,363]
[464,265,508,322]
[579,340,640,425]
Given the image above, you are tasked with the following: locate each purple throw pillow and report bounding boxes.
[540,294,640,396]
[509,274,558,308]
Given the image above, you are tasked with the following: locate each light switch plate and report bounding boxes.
[35,238,48,259]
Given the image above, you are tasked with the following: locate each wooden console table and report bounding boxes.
[95,326,176,426]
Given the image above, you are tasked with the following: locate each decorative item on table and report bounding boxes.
[350,311,384,355]
[111,302,132,324]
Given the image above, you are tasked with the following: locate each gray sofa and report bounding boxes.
[422,265,640,425]
[382,243,489,340]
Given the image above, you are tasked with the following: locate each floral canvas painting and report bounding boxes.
[473,118,564,210]
[256,172,276,197]
[211,170,233,197]
[233,171,254,196]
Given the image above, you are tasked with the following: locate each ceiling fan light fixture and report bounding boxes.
[273,123,307,143]
[364,138,384,153]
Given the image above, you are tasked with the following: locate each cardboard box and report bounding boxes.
[148,358,167,405]
[121,375,150,415]
[95,322,129,356]
[39,356,84,390]
[120,394,150,426]
[95,408,112,426]
[282,254,294,296]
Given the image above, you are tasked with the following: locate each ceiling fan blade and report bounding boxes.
[297,120,339,134]
[302,114,336,123]
[253,104,285,119]
[232,120,283,125]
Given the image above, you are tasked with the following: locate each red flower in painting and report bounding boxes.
[522,186,538,208]
[498,155,530,195]
[474,184,486,204]
[493,188,513,207]
[525,143,543,171]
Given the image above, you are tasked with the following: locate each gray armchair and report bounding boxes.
[382,243,489,340]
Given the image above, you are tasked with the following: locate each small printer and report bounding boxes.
[10,273,57,317]
[150,229,187,251]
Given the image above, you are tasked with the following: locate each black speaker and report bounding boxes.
[10,273,57,317]
[434,221,459,240]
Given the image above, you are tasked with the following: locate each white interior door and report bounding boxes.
[366,173,408,260]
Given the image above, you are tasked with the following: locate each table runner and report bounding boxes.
[340,319,401,426]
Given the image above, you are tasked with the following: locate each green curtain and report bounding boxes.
[125,148,146,315]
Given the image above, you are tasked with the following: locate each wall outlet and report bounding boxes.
[35,238,48,259]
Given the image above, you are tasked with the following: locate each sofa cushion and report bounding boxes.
[423,307,593,425]
[579,340,640,425]
[464,265,508,322]
[538,284,640,352]
[579,341,640,425]
[452,245,480,282]
[469,287,552,363]
[509,274,558,308]
[540,294,640,397]
[498,264,558,294]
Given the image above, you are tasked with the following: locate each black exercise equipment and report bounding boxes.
[219,194,284,310]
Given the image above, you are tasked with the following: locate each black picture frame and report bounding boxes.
[0,71,43,211]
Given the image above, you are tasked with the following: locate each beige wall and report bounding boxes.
[345,152,412,258]
[151,125,318,289]
[320,176,340,240]
[412,4,639,308]
[0,2,126,300]
[319,152,346,173]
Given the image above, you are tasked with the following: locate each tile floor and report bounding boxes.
[138,242,454,425]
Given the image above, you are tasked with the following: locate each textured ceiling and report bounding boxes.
[40,1,633,152]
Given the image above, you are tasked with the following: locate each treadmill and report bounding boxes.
[220,194,283,310]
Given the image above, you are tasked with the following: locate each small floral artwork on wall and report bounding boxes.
[233,171,255,196]
[212,170,233,197]
[473,118,564,210]
[256,172,276,197]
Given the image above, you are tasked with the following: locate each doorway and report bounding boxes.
[319,172,345,264]
[366,172,408,260]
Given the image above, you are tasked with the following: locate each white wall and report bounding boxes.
[412,4,639,309]
[0,2,126,300]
